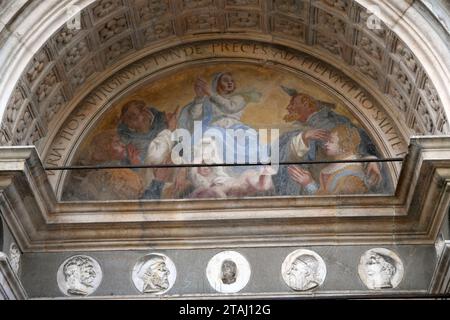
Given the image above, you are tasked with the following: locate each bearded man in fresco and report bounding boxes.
[117,100,188,199]
[273,86,390,196]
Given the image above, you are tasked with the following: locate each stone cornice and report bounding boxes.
[1,137,450,252]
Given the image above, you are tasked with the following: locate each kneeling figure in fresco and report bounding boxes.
[288,125,369,195]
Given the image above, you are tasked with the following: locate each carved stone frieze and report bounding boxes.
[354,53,378,81]
[141,20,175,42]
[315,32,342,56]
[35,70,59,103]
[271,15,305,39]
[104,36,134,64]
[273,0,306,19]
[182,0,214,11]
[69,59,97,89]
[26,50,50,85]
[359,33,383,62]
[317,10,346,36]
[92,0,124,21]
[63,39,90,72]
[185,12,218,32]
[4,87,25,130]
[226,0,260,7]
[227,11,261,29]
[318,0,349,15]
[97,14,129,44]
[395,40,418,76]
[135,0,171,24]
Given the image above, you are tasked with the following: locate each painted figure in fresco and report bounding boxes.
[118,100,168,162]
[63,130,144,200]
[178,72,263,167]
[288,125,369,195]
[62,256,97,296]
[221,260,238,285]
[117,100,185,199]
[362,252,397,289]
[179,72,248,131]
[274,86,389,196]
[286,254,322,291]
[140,257,171,293]
[188,137,275,198]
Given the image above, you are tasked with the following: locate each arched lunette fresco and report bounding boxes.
[48,42,401,201]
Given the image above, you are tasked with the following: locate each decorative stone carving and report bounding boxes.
[9,243,20,275]
[104,36,134,64]
[70,60,97,89]
[92,0,123,20]
[98,15,128,44]
[358,248,404,290]
[316,32,342,56]
[44,92,66,123]
[416,98,434,134]
[5,88,24,129]
[389,85,408,113]
[35,71,58,103]
[226,0,259,7]
[63,39,90,71]
[395,41,418,75]
[272,15,305,39]
[14,105,34,143]
[228,11,260,29]
[274,0,306,17]
[318,11,346,35]
[132,253,176,294]
[185,13,217,32]
[1,0,447,152]
[142,20,174,42]
[55,26,81,51]
[281,249,326,291]
[182,0,213,10]
[26,51,49,84]
[423,78,441,113]
[25,123,42,146]
[135,0,170,24]
[206,251,251,293]
[354,53,378,81]
[57,255,102,296]
[359,33,382,61]
[0,124,10,145]
[321,0,349,14]
[392,65,412,96]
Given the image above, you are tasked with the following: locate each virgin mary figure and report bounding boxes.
[178,72,266,173]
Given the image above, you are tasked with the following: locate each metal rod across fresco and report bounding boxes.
[44,158,404,171]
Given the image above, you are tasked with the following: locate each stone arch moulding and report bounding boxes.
[43,39,407,197]
[0,0,449,153]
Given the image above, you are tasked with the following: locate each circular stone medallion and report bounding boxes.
[132,253,176,295]
[57,255,102,296]
[206,251,251,293]
[281,249,327,291]
[358,248,404,290]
